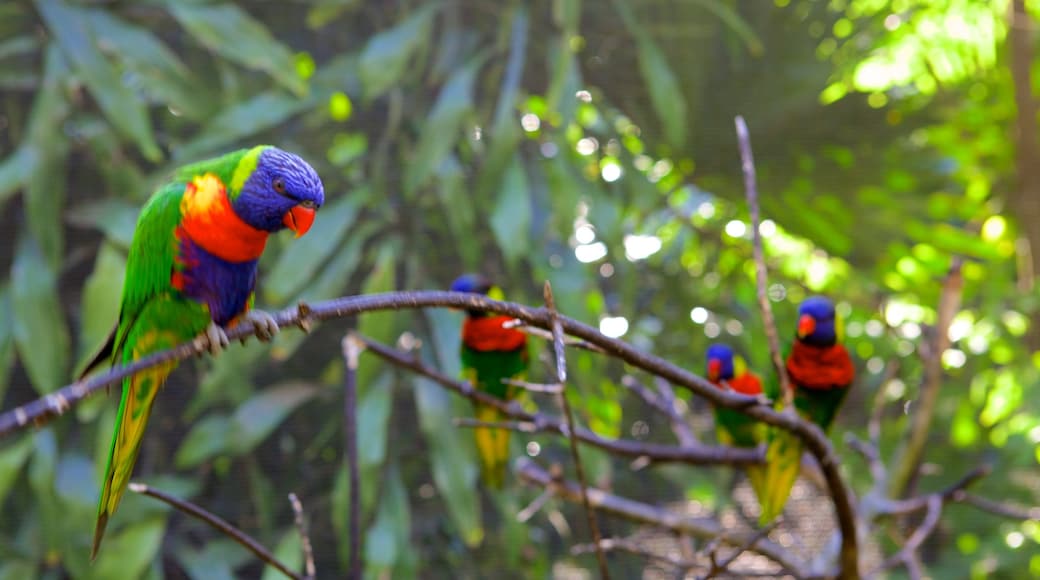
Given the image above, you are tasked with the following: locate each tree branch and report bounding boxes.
[888,259,964,497]
[341,335,363,580]
[129,483,301,580]
[621,375,697,447]
[734,115,792,406]
[288,493,316,580]
[544,281,610,579]
[0,291,857,576]
[517,459,804,575]
[355,332,761,466]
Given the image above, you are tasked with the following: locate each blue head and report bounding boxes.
[797,295,838,347]
[451,274,504,317]
[706,343,736,382]
[234,147,325,235]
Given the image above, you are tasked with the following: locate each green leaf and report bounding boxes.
[55,453,98,511]
[363,462,411,576]
[77,242,126,371]
[261,528,304,580]
[85,9,212,120]
[634,36,687,147]
[414,311,483,547]
[691,0,763,55]
[0,285,14,402]
[174,92,314,161]
[174,414,232,469]
[263,193,362,304]
[66,198,142,248]
[358,4,438,100]
[11,235,70,394]
[0,436,34,507]
[404,58,480,194]
[0,562,35,580]
[490,155,532,267]
[0,147,31,208]
[36,0,161,161]
[229,382,319,455]
[167,2,307,96]
[87,517,167,580]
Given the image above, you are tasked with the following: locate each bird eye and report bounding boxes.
[272,177,286,194]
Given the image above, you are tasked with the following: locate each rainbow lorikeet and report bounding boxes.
[705,343,771,513]
[81,146,325,558]
[450,274,528,489]
[760,295,855,523]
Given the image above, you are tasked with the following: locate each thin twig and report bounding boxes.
[571,537,696,571]
[502,377,564,394]
[503,319,606,352]
[698,520,782,580]
[129,483,301,580]
[288,493,316,580]
[621,375,697,447]
[545,281,610,580]
[888,258,964,497]
[341,335,362,580]
[734,115,792,406]
[955,492,1040,520]
[870,495,942,577]
[517,488,556,523]
[516,459,803,574]
[453,417,537,432]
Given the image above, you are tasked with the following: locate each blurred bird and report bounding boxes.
[705,343,770,514]
[82,146,324,558]
[760,295,855,523]
[450,274,528,488]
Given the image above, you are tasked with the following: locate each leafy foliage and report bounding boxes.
[0,0,1038,577]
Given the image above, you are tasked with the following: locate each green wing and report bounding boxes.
[462,345,527,489]
[92,183,212,558]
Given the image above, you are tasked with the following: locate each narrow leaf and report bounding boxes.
[168,2,307,96]
[11,235,70,394]
[36,0,161,160]
[229,382,319,454]
[358,4,438,100]
[490,155,532,266]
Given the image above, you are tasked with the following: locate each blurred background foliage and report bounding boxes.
[0,0,1038,577]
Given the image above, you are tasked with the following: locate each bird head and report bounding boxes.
[705,343,737,383]
[232,147,325,236]
[450,273,503,317]
[796,295,840,346]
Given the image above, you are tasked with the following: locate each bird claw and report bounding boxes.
[198,322,230,356]
[243,309,280,342]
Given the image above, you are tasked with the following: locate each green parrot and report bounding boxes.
[450,274,528,489]
[705,343,771,515]
[760,295,855,524]
[81,146,325,558]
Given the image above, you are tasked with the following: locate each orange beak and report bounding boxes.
[797,314,816,339]
[707,359,721,382]
[283,205,316,238]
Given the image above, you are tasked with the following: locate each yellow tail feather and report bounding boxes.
[758,428,803,525]
[473,405,510,489]
[92,359,174,559]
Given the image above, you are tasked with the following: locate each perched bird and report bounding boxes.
[705,343,770,514]
[450,274,528,488]
[760,295,855,523]
[82,146,325,558]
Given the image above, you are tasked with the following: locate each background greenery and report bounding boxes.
[0,0,1037,577]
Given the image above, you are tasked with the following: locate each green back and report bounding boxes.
[461,346,527,400]
[173,146,267,200]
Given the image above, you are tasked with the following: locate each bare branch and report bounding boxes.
[502,377,564,394]
[503,319,606,352]
[341,335,363,580]
[288,493,316,580]
[734,115,791,407]
[698,520,782,580]
[955,492,1040,521]
[888,258,964,497]
[871,496,942,577]
[129,483,301,580]
[0,291,856,576]
[355,333,762,467]
[517,488,556,523]
[544,281,610,580]
[621,375,697,447]
[453,417,537,432]
[571,537,695,571]
[517,459,804,575]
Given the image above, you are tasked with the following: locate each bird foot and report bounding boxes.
[243,309,280,342]
[196,322,230,356]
